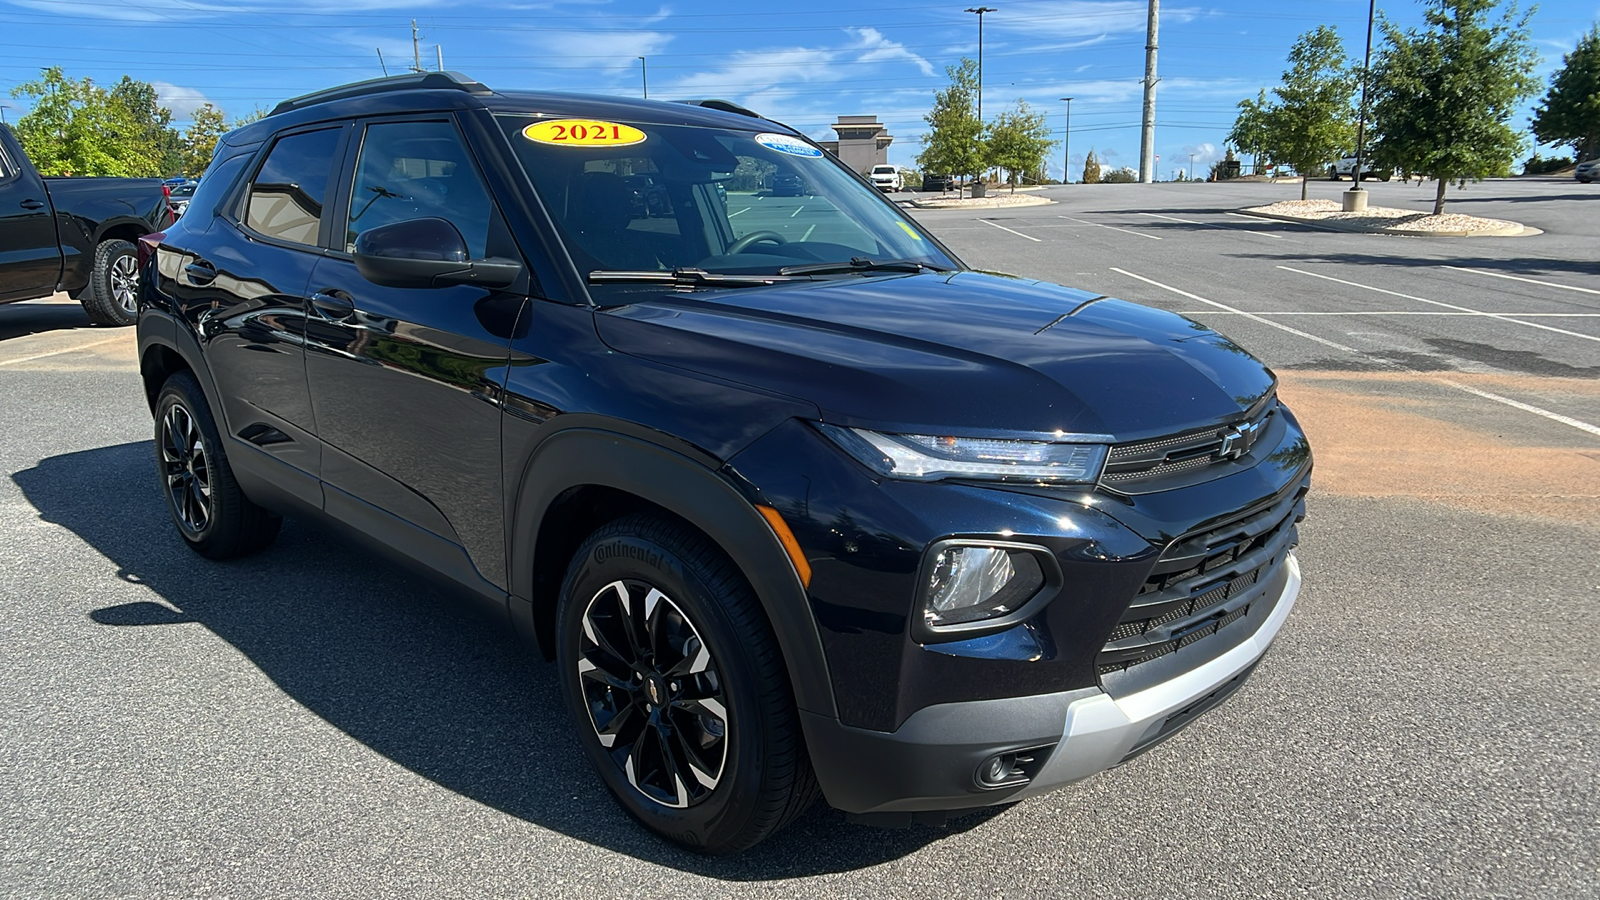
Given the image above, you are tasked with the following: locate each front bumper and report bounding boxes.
[802,552,1301,820]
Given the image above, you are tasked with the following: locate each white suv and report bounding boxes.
[870,164,903,192]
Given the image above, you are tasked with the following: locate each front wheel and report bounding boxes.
[556,514,817,853]
[80,239,140,327]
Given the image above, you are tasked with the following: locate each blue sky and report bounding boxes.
[2,0,1596,179]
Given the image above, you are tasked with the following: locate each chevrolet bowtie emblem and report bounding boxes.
[1219,419,1262,460]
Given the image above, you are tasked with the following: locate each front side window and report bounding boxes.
[345,119,499,258]
[495,115,955,283]
[245,128,341,246]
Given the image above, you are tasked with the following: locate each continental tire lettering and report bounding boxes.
[594,540,666,572]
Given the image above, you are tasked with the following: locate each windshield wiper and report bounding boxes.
[776,257,950,276]
[587,268,811,288]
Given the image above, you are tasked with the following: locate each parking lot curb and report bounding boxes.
[1235,208,1540,238]
[907,195,1056,210]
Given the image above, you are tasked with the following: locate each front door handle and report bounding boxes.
[311,289,355,319]
[183,261,217,285]
[19,199,45,210]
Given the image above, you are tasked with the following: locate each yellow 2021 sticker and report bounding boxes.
[522,119,646,147]
[897,221,924,241]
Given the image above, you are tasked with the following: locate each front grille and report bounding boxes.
[1101,395,1278,488]
[1097,479,1308,676]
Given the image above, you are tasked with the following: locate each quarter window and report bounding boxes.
[245,128,341,246]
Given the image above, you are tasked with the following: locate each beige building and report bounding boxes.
[817,115,893,175]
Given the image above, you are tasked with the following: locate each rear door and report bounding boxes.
[163,124,349,492]
[0,130,64,302]
[302,114,527,589]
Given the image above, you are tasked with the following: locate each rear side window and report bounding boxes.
[245,128,341,246]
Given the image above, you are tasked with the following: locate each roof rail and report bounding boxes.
[676,99,763,120]
[270,71,492,116]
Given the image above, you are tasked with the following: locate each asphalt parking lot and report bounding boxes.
[2,178,1596,898]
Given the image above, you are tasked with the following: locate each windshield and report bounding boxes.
[872,166,895,174]
[495,115,955,283]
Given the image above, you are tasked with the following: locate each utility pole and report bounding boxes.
[965,7,997,122]
[376,48,389,76]
[1138,0,1159,184]
[1189,152,1196,181]
[638,56,648,99]
[410,20,424,74]
[437,45,444,72]
[1060,97,1073,183]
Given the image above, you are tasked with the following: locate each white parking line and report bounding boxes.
[978,219,1042,242]
[729,207,751,217]
[0,335,126,367]
[1437,380,1600,437]
[1059,215,1161,240]
[1278,265,1600,344]
[1117,267,1600,438]
[1441,266,1600,297]
[1110,268,1356,351]
[1138,212,1200,224]
[790,205,804,218]
[1221,212,1292,239]
[802,224,817,241]
[1143,211,1289,241]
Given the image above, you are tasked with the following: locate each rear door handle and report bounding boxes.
[311,290,355,319]
[183,261,217,285]
[19,199,45,210]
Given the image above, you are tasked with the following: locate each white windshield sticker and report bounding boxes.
[754,133,823,158]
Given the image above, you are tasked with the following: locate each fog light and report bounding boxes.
[926,546,1045,628]
[975,747,1048,789]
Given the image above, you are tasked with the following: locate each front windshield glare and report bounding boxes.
[496,115,955,279]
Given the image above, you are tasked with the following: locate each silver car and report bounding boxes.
[1576,158,1600,184]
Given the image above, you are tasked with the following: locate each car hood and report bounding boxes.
[594,271,1276,441]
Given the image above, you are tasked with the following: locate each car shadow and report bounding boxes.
[0,297,96,342]
[13,441,993,878]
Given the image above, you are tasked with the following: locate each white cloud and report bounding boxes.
[984,1,1200,40]
[152,82,213,121]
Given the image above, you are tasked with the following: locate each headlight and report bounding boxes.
[817,424,1109,483]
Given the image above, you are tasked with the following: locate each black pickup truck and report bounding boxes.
[0,125,174,326]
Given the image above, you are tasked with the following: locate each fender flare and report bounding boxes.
[509,427,838,718]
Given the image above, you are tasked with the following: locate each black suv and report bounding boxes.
[136,73,1311,854]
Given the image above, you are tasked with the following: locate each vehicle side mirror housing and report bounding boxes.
[352,217,521,290]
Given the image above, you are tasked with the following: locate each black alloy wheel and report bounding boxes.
[80,239,141,327]
[557,514,818,853]
[576,579,728,809]
[160,400,211,535]
[153,372,281,559]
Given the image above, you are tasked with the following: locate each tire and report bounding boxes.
[556,513,817,854]
[79,239,140,327]
[1329,172,1341,181]
[154,372,281,559]
[1377,171,1392,182]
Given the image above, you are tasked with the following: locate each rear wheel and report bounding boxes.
[79,239,140,327]
[556,513,817,853]
[155,372,281,559]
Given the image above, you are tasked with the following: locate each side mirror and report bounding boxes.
[352,217,522,290]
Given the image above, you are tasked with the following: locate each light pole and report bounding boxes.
[1060,96,1073,183]
[965,7,996,122]
[638,56,648,99]
[1189,152,1196,181]
[1349,0,1377,205]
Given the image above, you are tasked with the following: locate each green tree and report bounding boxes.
[1264,26,1358,199]
[917,58,985,197]
[1369,0,1540,214]
[110,76,182,176]
[1531,26,1600,162]
[984,100,1055,192]
[1227,89,1274,174]
[11,67,162,176]
[1081,148,1102,184]
[182,103,228,176]
[232,105,271,129]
